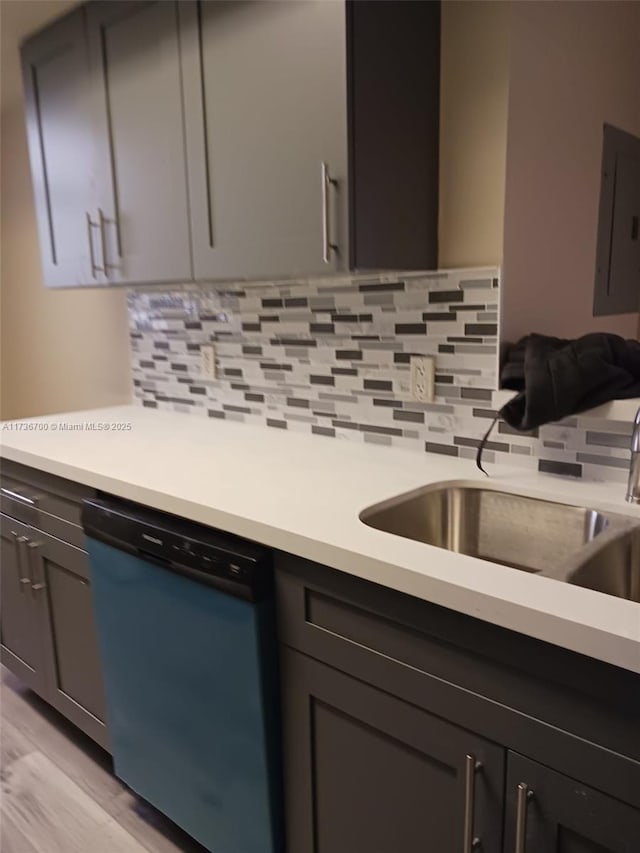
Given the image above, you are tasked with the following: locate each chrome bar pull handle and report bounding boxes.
[1,487,39,506]
[98,208,118,273]
[463,754,483,852]
[12,534,32,591]
[27,541,46,593]
[321,161,338,264]
[515,783,534,853]
[86,212,104,277]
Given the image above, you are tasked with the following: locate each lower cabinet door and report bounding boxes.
[282,648,505,853]
[0,514,47,694]
[30,531,110,750]
[505,753,640,853]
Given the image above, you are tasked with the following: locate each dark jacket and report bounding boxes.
[500,333,640,431]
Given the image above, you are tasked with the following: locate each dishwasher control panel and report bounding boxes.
[82,495,272,601]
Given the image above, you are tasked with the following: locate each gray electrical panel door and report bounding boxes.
[179,0,349,281]
[594,124,640,316]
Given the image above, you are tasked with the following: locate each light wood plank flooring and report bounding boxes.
[0,666,207,853]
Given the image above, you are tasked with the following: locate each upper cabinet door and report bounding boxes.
[179,0,349,281]
[22,9,96,288]
[87,1,192,285]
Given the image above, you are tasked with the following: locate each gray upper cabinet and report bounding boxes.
[86,1,193,285]
[22,0,440,287]
[21,9,96,288]
[180,0,348,280]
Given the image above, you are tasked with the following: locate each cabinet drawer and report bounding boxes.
[1,460,94,547]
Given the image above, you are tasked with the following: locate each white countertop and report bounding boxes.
[2,405,639,673]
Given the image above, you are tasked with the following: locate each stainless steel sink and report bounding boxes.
[565,528,640,602]
[360,482,639,590]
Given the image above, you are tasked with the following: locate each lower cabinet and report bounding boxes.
[505,754,640,853]
[35,532,108,746]
[282,649,504,853]
[277,557,640,853]
[0,511,109,750]
[0,515,48,694]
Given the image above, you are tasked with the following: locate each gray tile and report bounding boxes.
[364,433,393,446]
[359,424,403,436]
[284,413,318,424]
[538,459,582,478]
[461,387,493,401]
[363,293,395,306]
[460,278,492,289]
[585,431,631,449]
[576,453,628,470]
[429,290,464,303]
[312,425,335,438]
[425,442,458,457]
[393,410,425,424]
[464,323,497,336]
[454,436,509,453]
[452,345,497,354]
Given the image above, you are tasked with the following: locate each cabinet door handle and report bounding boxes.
[321,161,338,263]
[11,533,32,591]
[98,208,118,273]
[515,783,534,853]
[463,754,483,851]
[86,212,104,277]
[27,541,47,593]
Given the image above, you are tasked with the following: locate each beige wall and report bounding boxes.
[438,0,511,269]
[501,0,640,343]
[0,0,131,420]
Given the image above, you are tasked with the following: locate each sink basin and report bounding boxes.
[360,482,632,576]
[567,528,640,602]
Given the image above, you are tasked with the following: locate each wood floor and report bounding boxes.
[0,666,207,853]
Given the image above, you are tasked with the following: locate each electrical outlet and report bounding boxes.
[409,355,435,402]
[201,344,217,380]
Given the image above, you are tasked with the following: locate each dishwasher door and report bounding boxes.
[86,537,282,853]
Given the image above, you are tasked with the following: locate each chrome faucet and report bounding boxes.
[626,407,640,503]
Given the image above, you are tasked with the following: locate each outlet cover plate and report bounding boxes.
[410,355,435,402]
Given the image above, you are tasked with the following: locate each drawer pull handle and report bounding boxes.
[2,487,39,506]
[463,754,483,851]
[515,783,534,853]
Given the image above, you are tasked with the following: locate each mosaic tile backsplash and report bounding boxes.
[129,268,632,484]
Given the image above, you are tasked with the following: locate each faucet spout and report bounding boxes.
[626,406,640,504]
